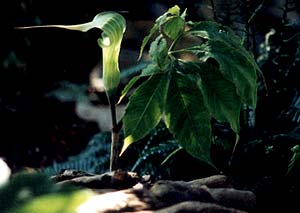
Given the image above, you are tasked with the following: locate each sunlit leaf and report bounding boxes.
[0,172,57,212]
[118,75,141,104]
[164,71,213,166]
[14,190,93,213]
[138,24,159,60]
[167,5,181,15]
[163,16,185,40]
[121,73,169,155]
[118,63,163,104]
[138,5,181,60]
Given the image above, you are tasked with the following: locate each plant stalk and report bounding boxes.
[109,96,119,172]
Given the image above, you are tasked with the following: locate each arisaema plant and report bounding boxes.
[18,5,258,171]
[17,11,126,171]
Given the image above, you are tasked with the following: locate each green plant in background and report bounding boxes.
[18,4,258,171]
[119,5,258,168]
[0,171,94,213]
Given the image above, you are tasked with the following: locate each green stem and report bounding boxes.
[108,96,119,172]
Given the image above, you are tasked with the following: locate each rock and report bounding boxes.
[154,201,246,213]
[52,171,257,212]
[149,179,256,212]
[53,169,142,190]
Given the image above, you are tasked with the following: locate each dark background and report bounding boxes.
[0,0,300,174]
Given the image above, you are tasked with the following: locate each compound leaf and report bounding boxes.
[164,71,213,166]
[121,73,169,155]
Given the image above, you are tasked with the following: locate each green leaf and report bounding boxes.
[166,5,181,15]
[0,172,56,212]
[194,21,261,72]
[163,16,185,40]
[138,24,159,60]
[193,62,242,133]
[121,73,169,155]
[141,62,163,76]
[17,11,126,98]
[286,145,300,176]
[164,71,213,166]
[138,5,181,60]
[188,21,243,48]
[188,40,257,107]
[149,36,170,69]
[118,63,162,103]
[118,63,163,105]
[118,75,141,104]
[0,171,91,213]
[184,21,259,107]
[14,190,93,213]
[155,5,181,27]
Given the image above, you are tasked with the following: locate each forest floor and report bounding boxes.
[49,168,300,213]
